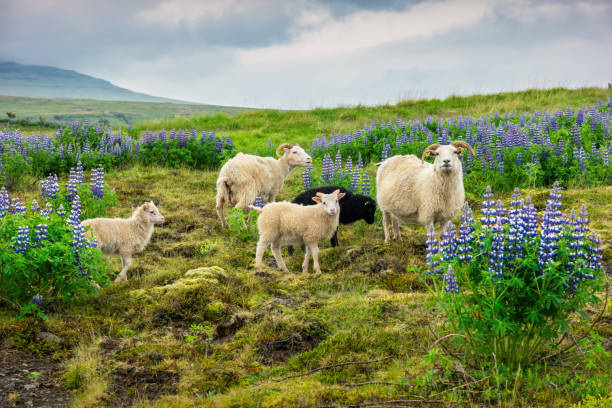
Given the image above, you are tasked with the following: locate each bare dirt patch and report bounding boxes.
[106,366,179,407]
[0,348,71,408]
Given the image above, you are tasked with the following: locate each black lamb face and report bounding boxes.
[362,197,377,224]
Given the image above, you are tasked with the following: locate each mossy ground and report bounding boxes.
[1,164,610,407]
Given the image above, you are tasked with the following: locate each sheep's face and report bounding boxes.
[284,145,312,167]
[427,145,463,173]
[312,189,345,215]
[142,201,165,224]
[360,196,377,224]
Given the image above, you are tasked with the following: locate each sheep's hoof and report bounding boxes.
[114,276,127,284]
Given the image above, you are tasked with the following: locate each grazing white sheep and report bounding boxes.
[81,201,165,283]
[249,189,345,274]
[216,143,312,228]
[376,141,474,242]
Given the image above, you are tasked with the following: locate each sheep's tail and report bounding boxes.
[248,205,263,213]
[216,177,232,227]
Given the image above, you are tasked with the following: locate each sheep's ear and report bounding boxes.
[315,192,324,198]
[364,201,369,206]
[312,197,321,203]
[337,192,346,200]
[332,189,340,195]
[142,203,149,210]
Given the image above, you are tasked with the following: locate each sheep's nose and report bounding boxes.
[443,159,451,165]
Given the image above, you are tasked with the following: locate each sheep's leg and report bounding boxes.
[381,211,391,243]
[302,245,311,273]
[216,194,229,229]
[330,229,339,247]
[308,243,322,274]
[254,239,267,269]
[115,254,132,283]
[271,243,290,273]
[392,216,402,241]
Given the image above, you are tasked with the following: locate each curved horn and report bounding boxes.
[276,143,295,158]
[421,143,441,163]
[451,141,475,156]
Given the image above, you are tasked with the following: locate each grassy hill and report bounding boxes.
[0,95,255,128]
[136,87,612,152]
[1,88,611,407]
[0,62,192,103]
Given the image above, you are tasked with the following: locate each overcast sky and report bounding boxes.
[2,0,611,109]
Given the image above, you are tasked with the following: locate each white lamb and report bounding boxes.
[216,143,312,228]
[249,189,345,274]
[81,201,165,283]
[376,141,474,242]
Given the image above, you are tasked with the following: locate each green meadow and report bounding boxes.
[1,88,611,407]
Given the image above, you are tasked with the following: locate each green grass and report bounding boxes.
[0,95,256,127]
[1,88,612,407]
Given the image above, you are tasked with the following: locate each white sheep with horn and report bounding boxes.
[216,143,312,227]
[376,141,475,242]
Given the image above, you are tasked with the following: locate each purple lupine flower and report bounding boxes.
[65,177,78,202]
[10,197,26,215]
[440,222,457,261]
[74,161,84,184]
[345,156,353,174]
[350,167,360,192]
[40,202,53,218]
[31,294,43,305]
[496,150,504,175]
[361,172,371,196]
[537,183,563,270]
[90,166,105,199]
[456,206,474,263]
[66,195,82,227]
[253,196,264,208]
[480,186,496,228]
[321,154,333,183]
[57,204,66,217]
[488,219,506,279]
[41,174,59,200]
[72,223,86,252]
[586,233,602,277]
[521,197,538,239]
[32,224,48,248]
[12,226,30,254]
[30,199,40,212]
[356,152,364,169]
[425,225,442,277]
[302,166,312,190]
[0,187,9,217]
[443,265,459,294]
[334,150,342,175]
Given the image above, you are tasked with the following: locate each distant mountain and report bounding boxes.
[0,62,194,104]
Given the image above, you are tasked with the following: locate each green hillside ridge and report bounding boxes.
[0,95,255,128]
[0,62,192,103]
[135,87,612,152]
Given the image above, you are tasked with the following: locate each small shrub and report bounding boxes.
[424,182,605,369]
[226,207,259,242]
[0,165,117,316]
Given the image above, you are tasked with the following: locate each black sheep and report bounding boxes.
[288,185,376,254]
